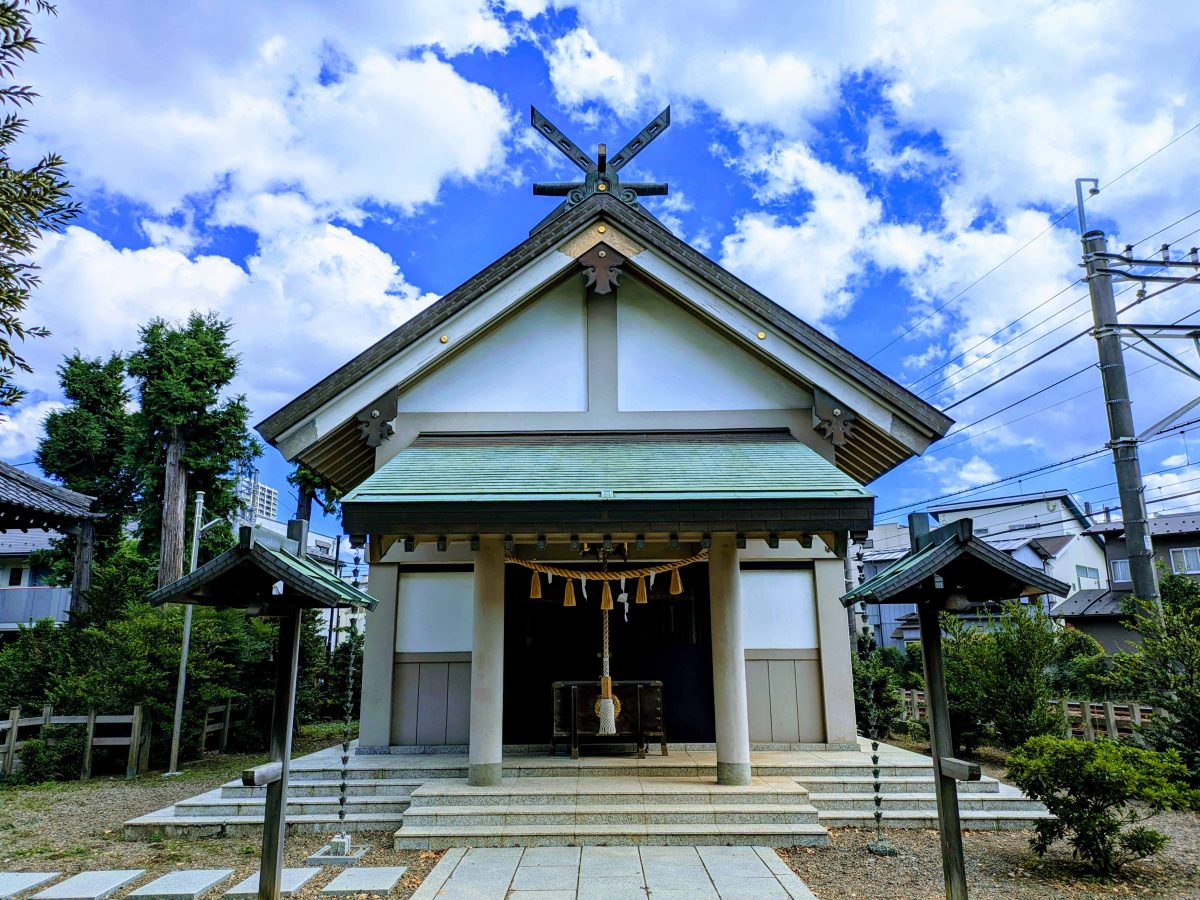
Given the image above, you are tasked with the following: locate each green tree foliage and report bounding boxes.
[287,464,342,521]
[1007,736,1200,874]
[939,614,991,754]
[851,628,904,739]
[0,1,79,407]
[1111,571,1200,782]
[126,313,260,584]
[1048,625,1109,700]
[984,602,1065,748]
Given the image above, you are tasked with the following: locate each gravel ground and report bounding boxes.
[781,737,1200,898]
[0,732,441,899]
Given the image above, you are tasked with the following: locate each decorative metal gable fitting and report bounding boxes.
[530,105,671,234]
[578,241,626,295]
[813,388,856,447]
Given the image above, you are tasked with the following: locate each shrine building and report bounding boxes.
[255,109,952,789]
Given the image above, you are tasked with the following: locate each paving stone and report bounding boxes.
[518,846,581,867]
[128,870,234,900]
[33,871,144,900]
[0,874,60,899]
[639,846,701,864]
[507,893,574,900]
[643,864,714,893]
[707,875,791,900]
[320,867,407,896]
[409,848,464,900]
[579,846,642,876]
[575,875,648,900]
[223,868,319,898]
[510,866,577,892]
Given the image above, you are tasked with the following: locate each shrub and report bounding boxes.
[1007,736,1200,874]
[1049,626,1109,700]
[1110,571,1200,783]
[939,615,990,754]
[13,726,87,785]
[984,602,1065,748]
[852,648,904,739]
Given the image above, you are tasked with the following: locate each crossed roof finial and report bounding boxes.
[529,106,670,233]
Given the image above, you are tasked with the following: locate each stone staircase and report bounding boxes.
[124,745,1050,841]
[393,776,829,850]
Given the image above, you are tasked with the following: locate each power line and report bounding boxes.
[865,115,1200,364]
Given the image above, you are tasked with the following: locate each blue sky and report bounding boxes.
[4,0,1200,543]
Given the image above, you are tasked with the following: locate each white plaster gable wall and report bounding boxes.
[1045,534,1110,594]
[395,280,587,413]
[616,277,810,412]
[739,568,818,649]
[394,570,474,653]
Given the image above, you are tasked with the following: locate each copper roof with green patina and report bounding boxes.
[343,431,872,504]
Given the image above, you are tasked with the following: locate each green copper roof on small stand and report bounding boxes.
[530,105,671,234]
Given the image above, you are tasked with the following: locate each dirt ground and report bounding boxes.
[0,730,442,898]
[781,737,1198,899]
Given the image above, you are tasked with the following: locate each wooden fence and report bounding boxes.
[0,704,150,780]
[198,698,237,754]
[900,689,1161,743]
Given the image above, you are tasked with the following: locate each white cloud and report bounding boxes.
[920,454,1001,492]
[25,4,515,228]
[1144,465,1200,515]
[0,399,65,460]
[28,225,438,424]
[718,140,881,327]
[1161,453,1189,468]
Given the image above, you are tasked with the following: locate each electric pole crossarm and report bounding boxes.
[1138,394,1200,441]
[1096,269,1200,284]
[1122,328,1200,380]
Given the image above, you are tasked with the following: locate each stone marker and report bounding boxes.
[224,868,319,899]
[33,870,145,900]
[128,870,235,900]
[320,867,407,896]
[0,873,60,899]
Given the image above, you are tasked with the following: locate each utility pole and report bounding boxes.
[1082,230,1161,610]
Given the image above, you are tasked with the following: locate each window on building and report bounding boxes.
[1110,559,1131,583]
[1076,564,1101,588]
[1171,547,1200,574]
[7,567,23,587]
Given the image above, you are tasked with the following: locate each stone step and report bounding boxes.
[123,811,403,840]
[405,777,811,808]
[220,778,424,799]
[287,760,938,780]
[798,775,1000,794]
[401,802,822,826]
[816,808,1052,830]
[173,790,409,817]
[392,822,831,850]
[804,792,1046,812]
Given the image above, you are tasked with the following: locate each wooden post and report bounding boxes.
[3,707,18,775]
[81,709,97,780]
[911,690,921,721]
[220,699,232,753]
[1132,703,1143,726]
[1060,699,1071,738]
[1104,702,1119,740]
[199,705,209,753]
[40,704,53,738]
[917,599,968,900]
[71,520,96,617]
[1082,703,1096,742]
[126,704,143,779]
[260,607,302,900]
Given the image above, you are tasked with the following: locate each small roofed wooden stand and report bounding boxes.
[148,522,376,900]
[841,513,1069,900]
[0,458,98,614]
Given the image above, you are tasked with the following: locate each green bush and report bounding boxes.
[905,718,928,744]
[13,726,87,785]
[1110,571,1200,782]
[939,615,990,754]
[1007,736,1200,874]
[852,647,904,740]
[984,602,1065,748]
[1050,626,1109,700]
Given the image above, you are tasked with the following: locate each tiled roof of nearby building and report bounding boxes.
[0,530,60,556]
[0,459,96,531]
[344,431,872,505]
[860,532,1075,564]
[1051,588,1129,618]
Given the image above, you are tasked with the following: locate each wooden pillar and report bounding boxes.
[3,707,18,775]
[81,709,97,780]
[917,599,968,900]
[71,520,95,617]
[125,704,143,779]
[468,538,505,787]
[709,534,751,785]
[260,607,302,900]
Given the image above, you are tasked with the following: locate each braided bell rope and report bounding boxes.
[503,550,708,579]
